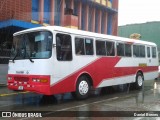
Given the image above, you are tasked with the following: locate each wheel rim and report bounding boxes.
[79,80,89,95]
[137,75,143,86]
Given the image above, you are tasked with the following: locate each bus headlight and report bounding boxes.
[32,79,37,82]
[8,76,12,80]
[37,79,40,82]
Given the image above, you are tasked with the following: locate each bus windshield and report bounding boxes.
[10,31,53,60]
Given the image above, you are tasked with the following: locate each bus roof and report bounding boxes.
[14,26,157,46]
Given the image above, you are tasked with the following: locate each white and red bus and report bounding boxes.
[7,26,159,99]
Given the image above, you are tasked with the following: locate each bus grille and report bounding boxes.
[14,77,29,82]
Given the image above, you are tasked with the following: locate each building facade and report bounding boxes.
[0,0,118,62]
[0,0,118,84]
[0,0,118,33]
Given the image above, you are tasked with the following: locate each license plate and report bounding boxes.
[18,86,24,90]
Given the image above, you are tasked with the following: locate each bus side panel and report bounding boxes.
[143,71,158,80]
[114,56,158,80]
[50,56,158,95]
[49,57,122,94]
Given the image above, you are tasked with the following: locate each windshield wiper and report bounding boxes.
[12,52,34,63]
[12,53,17,63]
[26,52,34,63]
[12,48,19,63]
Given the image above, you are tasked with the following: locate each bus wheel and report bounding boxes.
[135,72,144,90]
[73,75,90,100]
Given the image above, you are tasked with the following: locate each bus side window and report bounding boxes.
[125,44,132,57]
[147,47,150,58]
[140,45,145,58]
[96,40,106,56]
[133,45,140,57]
[117,43,124,56]
[56,33,72,61]
[152,47,157,58]
[106,41,115,56]
[85,38,94,55]
[75,37,85,55]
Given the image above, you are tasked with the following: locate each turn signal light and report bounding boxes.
[40,79,48,83]
[32,78,48,83]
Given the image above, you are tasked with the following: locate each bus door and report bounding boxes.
[54,33,73,80]
[146,46,158,80]
[146,46,158,67]
[146,46,152,66]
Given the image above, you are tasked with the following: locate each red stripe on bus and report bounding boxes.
[7,57,158,95]
[8,75,51,95]
[50,57,158,95]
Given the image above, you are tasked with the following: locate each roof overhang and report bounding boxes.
[0,19,41,29]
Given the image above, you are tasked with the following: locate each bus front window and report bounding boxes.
[10,31,53,60]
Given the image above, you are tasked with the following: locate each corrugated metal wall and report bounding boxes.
[118,22,160,51]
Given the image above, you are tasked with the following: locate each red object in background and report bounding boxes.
[64,15,78,28]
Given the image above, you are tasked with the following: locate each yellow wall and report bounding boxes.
[108,1,112,8]
[95,0,100,3]
[101,0,107,6]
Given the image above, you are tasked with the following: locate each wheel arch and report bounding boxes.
[135,70,144,81]
[74,72,93,91]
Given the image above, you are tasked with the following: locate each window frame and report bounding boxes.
[96,40,106,56]
[133,44,146,58]
[133,44,140,57]
[75,37,85,55]
[147,46,151,58]
[139,45,146,58]
[75,37,94,56]
[117,42,125,56]
[95,39,115,57]
[124,43,132,57]
[56,33,73,61]
[152,46,157,58]
[106,40,115,56]
[85,38,94,55]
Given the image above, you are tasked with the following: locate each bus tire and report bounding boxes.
[73,75,90,100]
[135,72,144,90]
